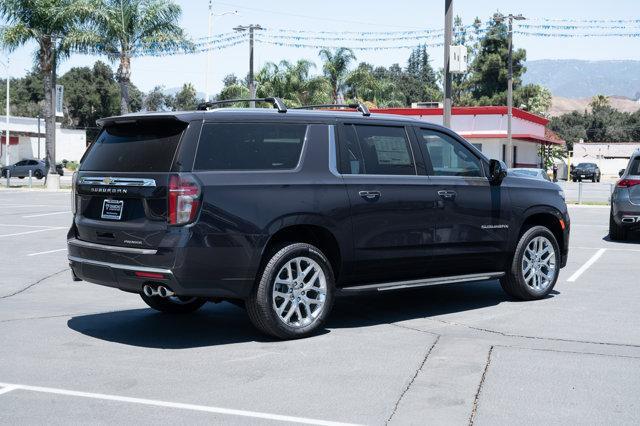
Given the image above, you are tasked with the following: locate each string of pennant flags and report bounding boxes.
[62,16,640,57]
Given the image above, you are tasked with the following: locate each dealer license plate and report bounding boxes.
[101,199,123,220]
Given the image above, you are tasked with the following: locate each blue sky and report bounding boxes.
[3,0,640,94]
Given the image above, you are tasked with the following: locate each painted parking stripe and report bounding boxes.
[0,386,17,396]
[23,211,71,218]
[0,382,360,426]
[27,248,67,257]
[0,227,66,238]
[0,223,62,229]
[567,248,606,282]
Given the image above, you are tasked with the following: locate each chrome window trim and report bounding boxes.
[67,238,158,255]
[68,255,172,274]
[77,177,157,187]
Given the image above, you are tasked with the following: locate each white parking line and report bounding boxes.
[27,248,67,257]
[0,386,17,395]
[567,248,607,282]
[0,382,359,426]
[572,246,640,253]
[0,223,61,229]
[0,227,66,238]
[23,211,71,218]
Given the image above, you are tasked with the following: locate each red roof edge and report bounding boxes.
[461,133,565,145]
[371,106,549,126]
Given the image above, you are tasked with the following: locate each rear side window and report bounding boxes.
[81,121,186,172]
[338,124,415,175]
[194,123,307,170]
[629,157,640,175]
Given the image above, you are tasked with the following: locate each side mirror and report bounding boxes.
[489,159,508,185]
[619,169,625,177]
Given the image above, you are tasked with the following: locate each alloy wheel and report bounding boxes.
[272,256,327,328]
[521,236,557,292]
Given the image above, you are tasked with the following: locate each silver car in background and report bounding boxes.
[508,168,551,182]
[610,149,640,240]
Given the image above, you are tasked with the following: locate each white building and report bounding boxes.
[1,116,87,165]
[374,106,565,168]
[572,141,640,177]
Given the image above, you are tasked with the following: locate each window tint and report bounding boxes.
[416,129,482,177]
[28,160,39,165]
[81,121,186,172]
[629,157,640,175]
[195,123,307,171]
[339,124,415,175]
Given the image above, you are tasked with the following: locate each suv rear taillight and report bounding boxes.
[168,174,202,225]
[617,179,640,188]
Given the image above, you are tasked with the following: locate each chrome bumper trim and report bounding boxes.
[68,255,172,275]
[67,238,158,255]
[77,176,156,187]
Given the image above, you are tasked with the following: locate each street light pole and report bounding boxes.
[443,0,453,128]
[234,24,263,108]
[494,12,525,168]
[0,57,9,168]
[204,3,238,102]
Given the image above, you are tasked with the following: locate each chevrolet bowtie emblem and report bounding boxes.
[103,177,112,185]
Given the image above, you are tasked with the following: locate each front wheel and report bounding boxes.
[500,226,560,300]
[247,243,335,339]
[140,293,206,314]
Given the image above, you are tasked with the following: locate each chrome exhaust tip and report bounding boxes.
[157,285,175,298]
[621,216,639,223]
[143,284,157,297]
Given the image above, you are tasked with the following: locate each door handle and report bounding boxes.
[359,190,381,201]
[437,190,457,200]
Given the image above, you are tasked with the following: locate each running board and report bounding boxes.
[339,272,505,294]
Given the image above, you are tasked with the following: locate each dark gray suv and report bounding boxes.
[67,99,570,339]
[610,150,640,240]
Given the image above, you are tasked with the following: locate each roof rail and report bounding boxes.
[294,103,371,117]
[196,97,287,113]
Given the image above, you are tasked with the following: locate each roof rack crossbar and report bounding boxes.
[293,103,371,117]
[196,97,287,113]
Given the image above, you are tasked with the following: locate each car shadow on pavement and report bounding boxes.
[602,234,640,244]
[67,280,556,348]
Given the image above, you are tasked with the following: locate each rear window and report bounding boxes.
[629,157,640,175]
[81,121,186,172]
[194,123,307,170]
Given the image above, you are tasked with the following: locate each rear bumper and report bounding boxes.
[611,195,640,229]
[67,236,257,299]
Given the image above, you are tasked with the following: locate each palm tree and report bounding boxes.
[0,0,95,183]
[318,48,356,102]
[89,0,192,114]
[256,59,331,107]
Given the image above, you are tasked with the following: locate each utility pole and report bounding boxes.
[205,3,238,102]
[234,24,263,107]
[443,0,453,128]
[37,115,41,159]
[0,57,9,168]
[494,12,526,167]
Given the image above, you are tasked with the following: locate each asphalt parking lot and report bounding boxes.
[0,190,639,425]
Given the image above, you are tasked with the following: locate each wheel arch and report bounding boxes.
[516,206,567,255]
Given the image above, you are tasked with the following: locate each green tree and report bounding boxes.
[0,0,95,178]
[88,0,192,114]
[467,17,526,103]
[0,69,44,117]
[256,59,330,107]
[513,84,552,116]
[144,86,172,111]
[319,48,357,102]
[171,83,200,110]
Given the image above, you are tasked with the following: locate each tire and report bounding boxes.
[609,211,628,241]
[500,226,560,300]
[140,293,206,314]
[18,176,24,179]
[246,243,335,340]
[592,177,596,183]
[572,178,577,182]
[34,170,43,180]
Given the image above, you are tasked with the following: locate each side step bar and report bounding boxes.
[339,272,505,294]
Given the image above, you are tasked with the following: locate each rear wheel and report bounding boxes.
[247,243,335,339]
[34,170,43,180]
[609,211,628,241]
[140,293,206,314]
[500,226,560,300]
